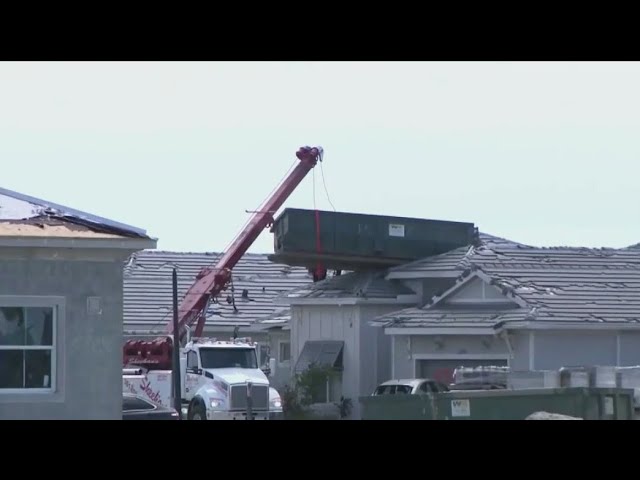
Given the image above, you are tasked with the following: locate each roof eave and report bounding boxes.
[495,321,640,333]
[383,326,498,335]
[385,270,460,280]
[283,294,420,306]
[0,236,158,250]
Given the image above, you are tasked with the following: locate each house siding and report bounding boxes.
[290,303,409,419]
[506,332,530,370]
[290,304,358,411]
[530,331,618,370]
[0,250,129,420]
[619,332,640,365]
[268,329,291,390]
[358,304,402,397]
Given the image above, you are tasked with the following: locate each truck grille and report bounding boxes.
[229,384,269,411]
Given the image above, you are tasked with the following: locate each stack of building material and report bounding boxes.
[453,366,509,388]
[590,366,617,388]
[559,366,590,387]
[507,370,560,389]
[615,366,640,408]
[526,411,582,420]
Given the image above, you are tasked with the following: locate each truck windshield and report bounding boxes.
[199,348,258,369]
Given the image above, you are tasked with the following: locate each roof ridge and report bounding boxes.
[138,250,274,256]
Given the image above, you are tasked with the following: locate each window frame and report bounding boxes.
[123,395,157,412]
[186,350,199,369]
[278,340,291,364]
[0,297,62,396]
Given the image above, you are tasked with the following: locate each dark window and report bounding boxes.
[199,348,257,369]
[0,307,54,390]
[419,382,431,393]
[279,342,291,363]
[123,396,156,411]
[374,385,392,395]
[294,340,344,373]
[374,384,413,395]
[395,385,413,394]
[187,351,198,369]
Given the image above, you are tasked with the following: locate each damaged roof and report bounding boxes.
[281,231,523,303]
[375,245,640,331]
[386,231,529,278]
[0,186,154,240]
[123,251,313,331]
[282,270,416,301]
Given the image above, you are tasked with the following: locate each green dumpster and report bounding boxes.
[360,387,635,420]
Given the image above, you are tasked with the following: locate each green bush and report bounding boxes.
[281,363,351,419]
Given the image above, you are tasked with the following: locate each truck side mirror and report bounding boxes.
[269,357,276,375]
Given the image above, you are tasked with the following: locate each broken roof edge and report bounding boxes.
[0,186,154,239]
[385,232,533,280]
[0,235,157,250]
[280,295,418,306]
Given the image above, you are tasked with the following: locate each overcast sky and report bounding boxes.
[1,61,639,252]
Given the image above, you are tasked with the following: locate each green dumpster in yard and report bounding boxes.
[359,388,635,420]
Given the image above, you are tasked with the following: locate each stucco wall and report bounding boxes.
[0,248,134,420]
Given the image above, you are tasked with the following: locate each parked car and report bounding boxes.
[372,378,450,396]
[122,393,180,420]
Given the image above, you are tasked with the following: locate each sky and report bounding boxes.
[1,61,640,253]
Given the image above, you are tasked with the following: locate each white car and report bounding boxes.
[372,378,450,396]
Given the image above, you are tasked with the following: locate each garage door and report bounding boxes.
[417,359,508,384]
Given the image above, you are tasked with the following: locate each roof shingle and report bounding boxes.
[386,231,529,277]
[283,270,415,300]
[376,245,640,330]
[123,251,313,331]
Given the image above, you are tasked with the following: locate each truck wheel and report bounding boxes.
[188,400,207,420]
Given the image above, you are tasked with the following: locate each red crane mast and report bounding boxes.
[123,146,323,370]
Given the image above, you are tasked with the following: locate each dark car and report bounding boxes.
[123,393,180,420]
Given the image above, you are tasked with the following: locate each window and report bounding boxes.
[374,384,413,395]
[419,382,431,394]
[186,351,198,369]
[0,306,55,391]
[279,342,291,363]
[123,395,156,411]
[199,348,258,369]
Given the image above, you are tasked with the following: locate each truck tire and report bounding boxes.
[188,399,207,420]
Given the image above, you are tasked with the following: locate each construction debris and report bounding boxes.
[525,411,582,420]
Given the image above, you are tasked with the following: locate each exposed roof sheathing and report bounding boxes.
[0,187,153,239]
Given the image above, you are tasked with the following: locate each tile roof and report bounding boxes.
[386,231,529,277]
[0,186,153,239]
[374,306,528,329]
[375,245,640,331]
[282,270,416,300]
[281,231,523,302]
[123,250,313,331]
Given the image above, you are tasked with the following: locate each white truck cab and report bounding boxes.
[183,337,282,420]
[123,336,283,420]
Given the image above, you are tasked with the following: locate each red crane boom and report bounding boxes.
[123,146,323,369]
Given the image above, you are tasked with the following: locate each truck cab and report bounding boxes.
[182,337,283,420]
